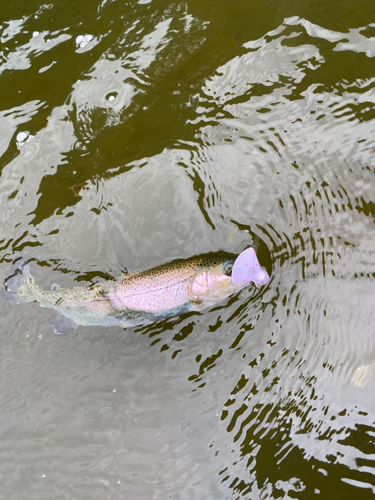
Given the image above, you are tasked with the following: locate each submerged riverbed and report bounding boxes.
[1,0,375,498]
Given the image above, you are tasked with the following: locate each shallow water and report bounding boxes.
[1,0,375,498]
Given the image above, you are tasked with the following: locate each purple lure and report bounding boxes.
[231,247,269,287]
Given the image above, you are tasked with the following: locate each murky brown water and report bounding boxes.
[1,0,375,498]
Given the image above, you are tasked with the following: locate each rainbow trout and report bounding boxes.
[3,248,269,334]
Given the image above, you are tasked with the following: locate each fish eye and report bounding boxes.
[223,261,233,276]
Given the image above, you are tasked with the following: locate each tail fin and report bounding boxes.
[3,257,31,305]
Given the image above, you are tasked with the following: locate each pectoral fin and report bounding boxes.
[189,296,202,305]
[49,311,78,334]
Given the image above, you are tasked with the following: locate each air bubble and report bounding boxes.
[106,92,118,102]
[16,131,33,147]
[17,131,29,143]
[76,34,93,49]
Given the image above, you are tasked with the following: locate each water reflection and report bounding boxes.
[1,0,375,498]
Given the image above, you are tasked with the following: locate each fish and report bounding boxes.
[3,248,269,334]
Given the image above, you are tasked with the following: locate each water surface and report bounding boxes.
[1,0,375,498]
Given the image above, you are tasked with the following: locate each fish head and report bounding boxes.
[189,248,269,305]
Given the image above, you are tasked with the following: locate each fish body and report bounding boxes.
[4,250,269,334]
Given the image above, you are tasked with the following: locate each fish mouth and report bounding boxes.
[231,247,269,287]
